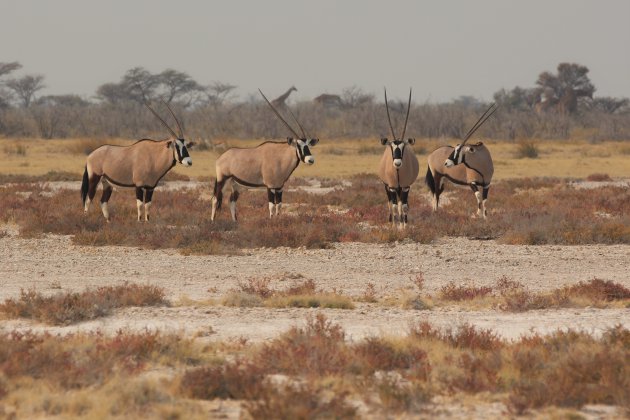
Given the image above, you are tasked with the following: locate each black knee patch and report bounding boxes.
[145,188,154,203]
[275,190,283,204]
[267,188,275,204]
[136,187,144,201]
[388,188,398,204]
[230,190,240,202]
[470,183,479,193]
[100,187,113,203]
[401,187,410,205]
[483,187,490,200]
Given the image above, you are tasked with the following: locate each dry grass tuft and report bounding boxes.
[439,282,493,301]
[585,173,613,182]
[0,283,166,325]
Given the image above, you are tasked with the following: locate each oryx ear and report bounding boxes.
[380,138,388,145]
[407,138,415,145]
[308,138,319,146]
[166,140,173,149]
[287,137,294,145]
[185,141,195,149]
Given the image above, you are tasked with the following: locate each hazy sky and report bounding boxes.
[2,0,629,102]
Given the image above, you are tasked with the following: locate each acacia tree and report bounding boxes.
[0,61,23,108]
[535,63,595,113]
[5,74,46,108]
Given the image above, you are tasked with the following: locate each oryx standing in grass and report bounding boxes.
[378,88,419,227]
[425,103,497,218]
[81,103,193,222]
[210,89,318,221]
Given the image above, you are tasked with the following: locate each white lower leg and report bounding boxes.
[100,202,109,221]
[136,199,144,221]
[268,202,274,218]
[482,199,488,219]
[397,202,404,227]
[210,197,217,221]
[474,191,483,217]
[391,202,398,224]
[275,203,281,216]
[144,202,151,221]
[84,197,91,213]
[230,201,236,221]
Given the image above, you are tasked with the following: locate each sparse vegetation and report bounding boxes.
[515,140,539,158]
[0,283,167,325]
[224,277,354,309]
[0,315,627,417]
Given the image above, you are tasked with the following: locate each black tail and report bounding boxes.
[425,166,436,195]
[81,166,89,206]
[213,179,223,210]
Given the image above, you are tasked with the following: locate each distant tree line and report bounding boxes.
[0,61,629,141]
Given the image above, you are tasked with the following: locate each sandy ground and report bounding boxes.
[1,229,628,341]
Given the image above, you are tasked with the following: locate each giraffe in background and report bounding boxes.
[271,86,297,108]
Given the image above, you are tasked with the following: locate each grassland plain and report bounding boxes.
[1,136,630,418]
[2,137,630,179]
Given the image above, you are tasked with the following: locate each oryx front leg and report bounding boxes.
[274,189,283,216]
[144,188,154,222]
[400,187,410,227]
[471,183,483,219]
[135,187,145,222]
[482,187,490,219]
[388,187,399,226]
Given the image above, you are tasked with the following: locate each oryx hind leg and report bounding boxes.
[388,187,399,226]
[99,178,113,222]
[85,172,101,213]
[433,173,444,212]
[229,183,240,221]
[136,187,145,222]
[211,178,227,221]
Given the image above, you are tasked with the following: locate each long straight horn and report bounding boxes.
[258,89,301,139]
[145,102,178,138]
[400,88,412,140]
[286,106,308,138]
[461,103,498,145]
[384,88,397,139]
[162,101,184,138]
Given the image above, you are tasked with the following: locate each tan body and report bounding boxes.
[425,143,494,218]
[215,142,299,189]
[87,140,175,188]
[377,140,419,227]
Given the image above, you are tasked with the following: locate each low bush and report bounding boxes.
[0,283,166,325]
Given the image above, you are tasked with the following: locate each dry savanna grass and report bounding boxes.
[3,315,625,418]
[0,283,167,325]
[1,137,630,179]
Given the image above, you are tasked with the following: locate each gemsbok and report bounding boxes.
[425,103,498,219]
[210,89,318,221]
[81,103,193,222]
[378,88,419,227]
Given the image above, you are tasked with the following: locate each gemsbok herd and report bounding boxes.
[82,89,497,226]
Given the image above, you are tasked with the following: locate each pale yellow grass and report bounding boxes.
[1,137,629,180]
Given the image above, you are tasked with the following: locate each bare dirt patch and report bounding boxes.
[1,233,628,341]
